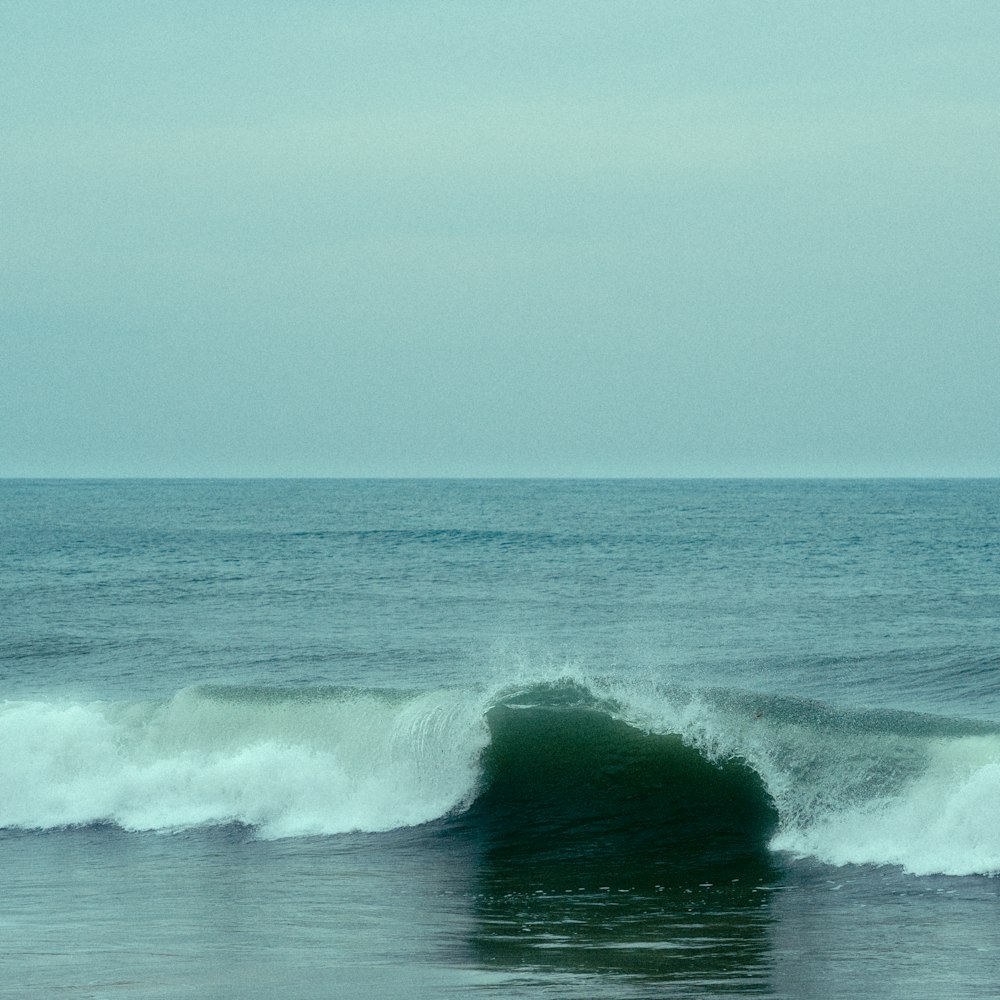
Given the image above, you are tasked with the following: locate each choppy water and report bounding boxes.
[2,478,999,998]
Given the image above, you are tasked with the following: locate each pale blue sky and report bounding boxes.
[3,1,998,477]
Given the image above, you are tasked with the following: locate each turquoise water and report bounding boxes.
[2,479,999,997]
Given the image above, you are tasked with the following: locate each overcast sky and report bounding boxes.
[2,1,998,477]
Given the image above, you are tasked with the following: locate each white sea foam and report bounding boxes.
[0,688,490,838]
[771,735,1000,876]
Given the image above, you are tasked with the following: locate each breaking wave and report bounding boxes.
[2,675,998,876]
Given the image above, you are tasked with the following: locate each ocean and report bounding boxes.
[2,478,998,999]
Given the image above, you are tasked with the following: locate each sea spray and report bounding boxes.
[593,677,1000,875]
[771,735,1000,875]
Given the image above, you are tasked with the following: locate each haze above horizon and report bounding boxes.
[3,2,998,479]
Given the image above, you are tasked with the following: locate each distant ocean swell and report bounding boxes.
[1,677,998,877]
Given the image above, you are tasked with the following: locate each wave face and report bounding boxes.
[457,700,777,875]
[2,677,999,876]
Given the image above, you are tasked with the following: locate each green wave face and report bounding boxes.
[453,703,779,880]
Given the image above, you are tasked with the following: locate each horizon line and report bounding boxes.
[3,474,998,483]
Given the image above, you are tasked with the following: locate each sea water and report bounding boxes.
[1,478,998,998]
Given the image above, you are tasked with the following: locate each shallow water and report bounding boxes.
[4,825,998,999]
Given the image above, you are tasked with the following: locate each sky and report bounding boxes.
[2,0,998,478]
